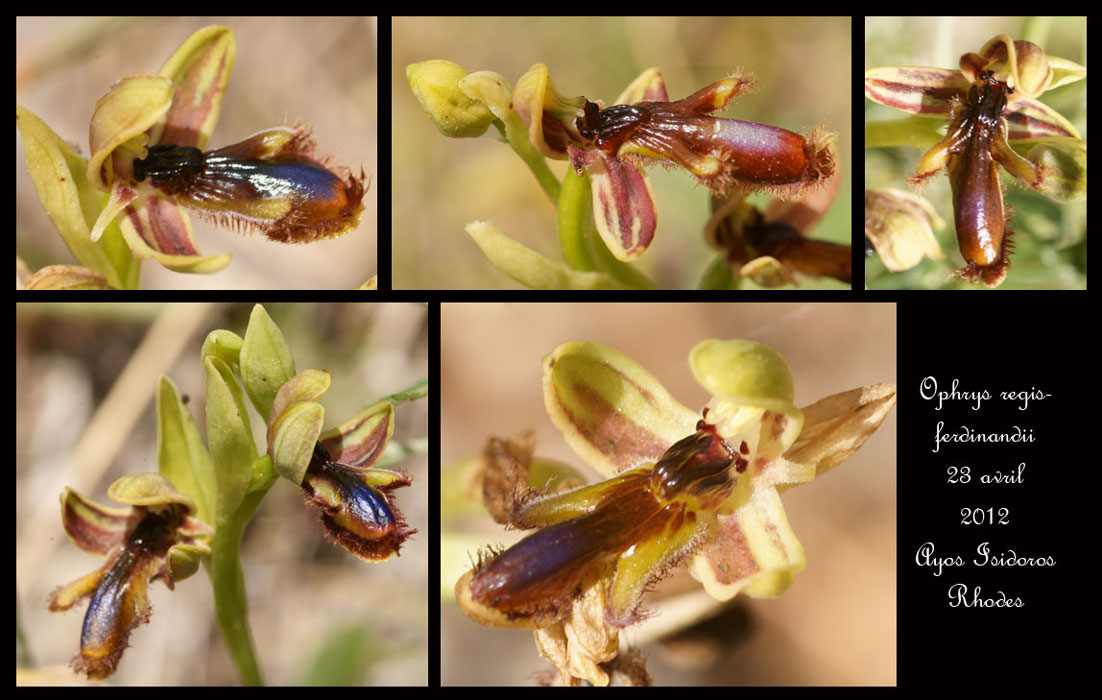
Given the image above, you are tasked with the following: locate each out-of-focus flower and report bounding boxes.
[864,188,945,272]
[706,168,850,287]
[865,34,1085,286]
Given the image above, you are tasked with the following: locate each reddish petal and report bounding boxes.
[154,25,236,149]
[653,75,754,115]
[571,147,656,261]
[119,195,230,273]
[1005,96,1081,140]
[319,401,394,469]
[58,489,133,556]
[864,66,970,116]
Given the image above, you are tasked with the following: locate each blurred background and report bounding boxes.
[864,16,1087,289]
[441,303,896,685]
[16,303,427,685]
[16,17,377,289]
[394,17,852,289]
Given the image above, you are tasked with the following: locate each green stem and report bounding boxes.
[499,117,561,203]
[371,377,428,406]
[698,254,738,290]
[208,512,262,686]
[207,461,276,686]
[556,167,597,271]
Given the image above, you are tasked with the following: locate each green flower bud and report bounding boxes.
[407,59,496,138]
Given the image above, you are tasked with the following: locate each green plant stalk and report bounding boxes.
[207,472,276,686]
[371,377,428,406]
[556,166,597,271]
[207,515,261,686]
[498,118,562,203]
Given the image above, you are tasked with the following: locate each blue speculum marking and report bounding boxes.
[200,158,343,201]
[312,443,395,529]
[80,512,169,649]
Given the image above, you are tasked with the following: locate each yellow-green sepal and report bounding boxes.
[239,304,297,422]
[201,329,243,377]
[542,340,698,477]
[204,355,258,520]
[690,339,804,456]
[156,376,216,526]
[266,368,331,484]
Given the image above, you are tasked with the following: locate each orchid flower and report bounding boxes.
[866,33,1085,287]
[48,475,212,679]
[456,339,896,685]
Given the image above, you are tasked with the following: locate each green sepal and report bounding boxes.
[157,376,216,527]
[240,304,296,422]
[201,329,244,377]
[269,401,325,485]
[1026,140,1087,202]
[689,339,797,409]
[204,355,258,522]
[266,368,331,484]
[542,340,698,476]
[107,473,196,510]
[270,368,331,419]
[16,104,140,289]
[407,59,496,139]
